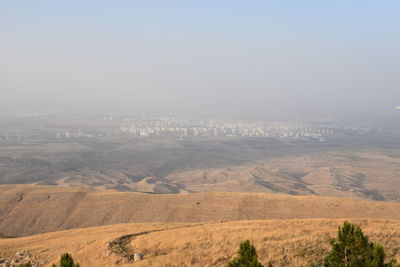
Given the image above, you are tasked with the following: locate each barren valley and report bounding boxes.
[1,128,400,201]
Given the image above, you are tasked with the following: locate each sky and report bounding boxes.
[1,1,399,121]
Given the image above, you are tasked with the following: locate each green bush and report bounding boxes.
[324,221,399,267]
[51,253,80,267]
[226,240,264,267]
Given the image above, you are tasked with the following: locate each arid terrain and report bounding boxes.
[1,133,400,200]
[1,219,400,267]
[2,185,400,238]
[2,0,400,265]
[2,117,400,266]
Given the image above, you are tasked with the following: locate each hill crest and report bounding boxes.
[2,185,400,237]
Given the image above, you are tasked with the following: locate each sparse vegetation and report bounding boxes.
[224,221,400,267]
[324,221,399,267]
[226,240,264,267]
[3,185,400,238]
[1,219,400,266]
[51,253,80,267]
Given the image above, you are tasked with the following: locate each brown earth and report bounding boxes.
[2,185,400,238]
[2,137,400,201]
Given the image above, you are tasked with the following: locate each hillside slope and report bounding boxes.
[1,219,400,266]
[2,185,400,237]
[2,137,400,201]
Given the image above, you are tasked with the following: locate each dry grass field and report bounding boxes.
[1,219,400,267]
[2,182,400,266]
[3,185,400,238]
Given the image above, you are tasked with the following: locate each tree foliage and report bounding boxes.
[51,253,80,267]
[324,221,399,267]
[226,240,264,267]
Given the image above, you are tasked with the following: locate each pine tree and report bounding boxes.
[226,240,264,267]
[52,253,80,267]
[324,221,399,267]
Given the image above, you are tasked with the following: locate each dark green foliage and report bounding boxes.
[324,221,399,267]
[18,263,32,267]
[226,240,264,267]
[52,253,80,267]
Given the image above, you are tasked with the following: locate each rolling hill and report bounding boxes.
[1,219,400,266]
[2,185,400,238]
[2,137,400,201]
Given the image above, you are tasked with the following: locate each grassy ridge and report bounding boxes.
[1,219,400,266]
[3,185,400,237]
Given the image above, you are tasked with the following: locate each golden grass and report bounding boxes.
[1,219,400,267]
[3,185,400,238]
[131,219,400,267]
[0,222,194,267]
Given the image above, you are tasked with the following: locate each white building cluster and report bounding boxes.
[0,115,356,144]
[117,116,336,140]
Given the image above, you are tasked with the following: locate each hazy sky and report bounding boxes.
[1,1,399,119]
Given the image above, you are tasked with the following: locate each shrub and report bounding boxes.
[324,221,399,267]
[51,253,80,267]
[226,240,264,267]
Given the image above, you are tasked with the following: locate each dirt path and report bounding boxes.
[107,223,206,263]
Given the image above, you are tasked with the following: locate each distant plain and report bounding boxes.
[1,132,400,200]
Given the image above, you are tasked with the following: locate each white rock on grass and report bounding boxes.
[133,253,143,261]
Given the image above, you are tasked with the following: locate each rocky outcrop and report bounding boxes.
[0,250,42,267]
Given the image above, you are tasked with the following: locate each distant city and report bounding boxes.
[0,113,387,145]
